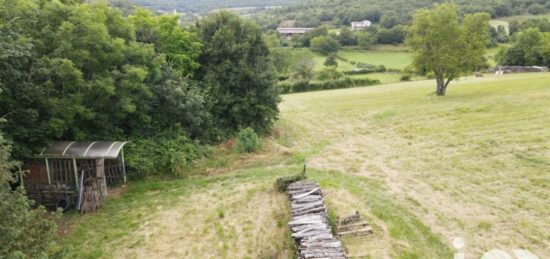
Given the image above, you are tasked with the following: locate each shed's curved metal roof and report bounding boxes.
[39,141,128,159]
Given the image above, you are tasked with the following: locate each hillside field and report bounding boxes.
[60,73,550,258]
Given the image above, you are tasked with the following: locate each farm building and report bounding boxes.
[22,141,128,212]
[351,20,372,31]
[277,27,314,39]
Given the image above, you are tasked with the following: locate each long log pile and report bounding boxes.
[287,181,347,259]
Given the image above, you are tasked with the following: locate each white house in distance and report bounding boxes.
[351,20,372,31]
[276,27,314,39]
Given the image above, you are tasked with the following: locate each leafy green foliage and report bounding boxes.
[0,0,206,159]
[310,36,340,55]
[290,51,316,82]
[126,128,210,178]
[235,127,260,153]
[407,3,490,95]
[257,0,550,30]
[196,12,280,135]
[317,68,343,81]
[0,129,61,258]
[497,28,550,66]
[323,53,338,67]
[278,78,380,94]
[357,31,377,49]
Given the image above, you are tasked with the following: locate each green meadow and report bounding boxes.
[61,73,550,258]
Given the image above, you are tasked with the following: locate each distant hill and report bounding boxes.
[132,0,305,13]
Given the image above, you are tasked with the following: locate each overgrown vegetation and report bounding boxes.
[0,1,278,177]
[0,129,61,258]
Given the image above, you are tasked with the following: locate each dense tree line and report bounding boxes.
[0,0,279,174]
[256,0,550,29]
[132,0,303,13]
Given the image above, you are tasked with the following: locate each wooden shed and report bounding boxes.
[23,141,128,212]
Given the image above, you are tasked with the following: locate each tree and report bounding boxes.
[380,11,400,29]
[357,31,377,49]
[0,0,207,163]
[324,53,338,67]
[310,36,340,55]
[196,12,280,134]
[290,52,315,82]
[0,128,60,258]
[497,28,549,66]
[336,28,357,46]
[407,4,490,96]
[378,26,407,44]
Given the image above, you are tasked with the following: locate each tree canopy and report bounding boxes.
[196,12,280,135]
[407,3,490,96]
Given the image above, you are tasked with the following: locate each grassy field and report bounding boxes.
[60,73,550,258]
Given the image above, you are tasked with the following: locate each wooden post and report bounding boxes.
[45,158,51,187]
[121,148,126,183]
[73,158,79,190]
[95,158,107,199]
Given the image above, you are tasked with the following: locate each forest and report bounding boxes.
[256,0,550,29]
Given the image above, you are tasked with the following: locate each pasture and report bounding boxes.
[60,73,550,258]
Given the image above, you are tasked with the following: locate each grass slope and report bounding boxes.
[60,73,550,258]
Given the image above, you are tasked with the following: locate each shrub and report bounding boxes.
[0,131,62,258]
[343,69,374,75]
[126,128,210,178]
[375,65,387,72]
[281,78,381,93]
[317,68,344,81]
[236,128,261,153]
[400,74,412,81]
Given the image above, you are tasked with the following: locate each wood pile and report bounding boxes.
[337,211,373,237]
[287,181,347,259]
[80,177,102,213]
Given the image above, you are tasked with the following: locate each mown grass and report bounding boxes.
[279,73,550,257]
[59,73,550,258]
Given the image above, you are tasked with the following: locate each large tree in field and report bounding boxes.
[407,4,490,96]
[196,12,280,135]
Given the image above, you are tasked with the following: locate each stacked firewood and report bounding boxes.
[80,178,102,213]
[337,211,373,237]
[287,181,347,259]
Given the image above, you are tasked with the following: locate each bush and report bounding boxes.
[317,68,344,81]
[375,65,387,72]
[0,131,62,258]
[278,78,380,93]
[343,69,374,75]
[400,74,412,81]
[126,128,210,178]
[236,128,261,153]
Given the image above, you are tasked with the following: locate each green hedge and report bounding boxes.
[278,78,380,94]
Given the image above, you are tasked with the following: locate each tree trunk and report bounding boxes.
[435,75,446,96]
